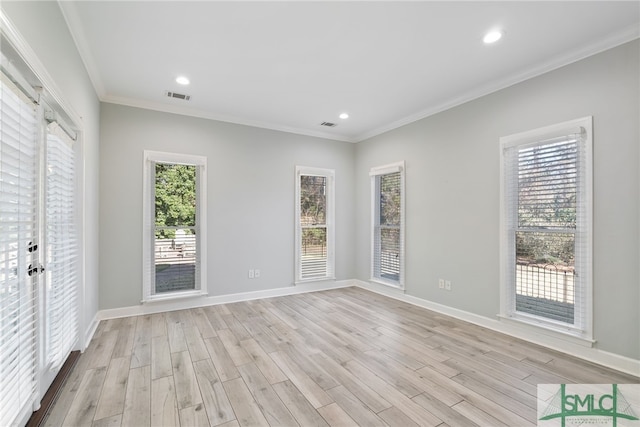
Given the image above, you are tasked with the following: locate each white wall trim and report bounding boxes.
[83,312,100,352]
[353,280,640,378]
[97,279,354,322]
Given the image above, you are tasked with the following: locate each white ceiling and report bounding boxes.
[59,1,639,143]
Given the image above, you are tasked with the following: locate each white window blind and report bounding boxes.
[0,74,39,427]
[501,117,592,338]
[295,166,335,282]
[371,162,405,288]
[45,122,78,369]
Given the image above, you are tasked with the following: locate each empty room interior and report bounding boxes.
[1,1,639,426]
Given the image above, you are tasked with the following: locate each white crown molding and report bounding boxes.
[353,280,640,378]
[102,95,357,143]
[57,1,106,99]
[354,24,640,143]
[96,279,354,321]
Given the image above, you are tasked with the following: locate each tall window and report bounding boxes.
[143,151,207,301]
[500,117,592,338]
[371,162,405,288]
[295,166,335,282]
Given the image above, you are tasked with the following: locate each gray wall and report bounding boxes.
[355,40,640,360]
[99,39,638,360]
[2,1,101,343]
[99,104,356,310]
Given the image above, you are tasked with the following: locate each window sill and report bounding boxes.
[142,289,208,304]
[497,313,594,347]
[369,278,404,291]
[295,277,336,285]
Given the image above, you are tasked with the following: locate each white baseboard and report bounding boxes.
[96,279,354,322]
[83,313,100,350]
[353,279,640,378]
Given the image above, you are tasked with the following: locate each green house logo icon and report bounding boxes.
[539,384,639,427]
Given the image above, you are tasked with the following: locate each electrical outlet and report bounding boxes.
[248,269,254,279]
[445,280,452,291]
[254,269,260,278]
[438,279,445,289]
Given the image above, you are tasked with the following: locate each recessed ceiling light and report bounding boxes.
[483,30,503,44]
[339,113,349,119]
[176,76,190,85]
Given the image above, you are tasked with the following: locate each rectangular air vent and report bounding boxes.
[320,121,337,127]
[165,91,191,101]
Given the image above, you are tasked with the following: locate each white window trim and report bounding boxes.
[370,161,405,289]
[142,150,207,302]
[294,166,335,284]
[499,117,593,342]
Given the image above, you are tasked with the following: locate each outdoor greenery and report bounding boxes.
[155,163,196,239]
[300,175,327,249]
[516,232,574,265]
[380,172,401,226]
[300,175,326,225]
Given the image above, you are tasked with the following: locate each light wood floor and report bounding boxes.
[44,287,638,427]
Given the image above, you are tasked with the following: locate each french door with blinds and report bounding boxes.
[0,59,80,426]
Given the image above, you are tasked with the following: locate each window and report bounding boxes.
[143,151,207,301]
[500,117,592,339]
[295,166,335,282]
[370,162,405,288]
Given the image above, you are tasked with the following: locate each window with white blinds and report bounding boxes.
[143,151,207,302]
[370,162,405,288]
[295,166,335,282]
[500,117,592,339]
[45,122,78,369]
[0,73,39,427]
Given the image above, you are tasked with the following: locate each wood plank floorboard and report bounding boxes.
[43,287,639,426]
[151,375,180,427]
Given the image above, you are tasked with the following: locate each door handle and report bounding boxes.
[27,264,45,276]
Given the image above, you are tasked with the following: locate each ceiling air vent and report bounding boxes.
[165,91,191,101]
[320,121,337,127]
